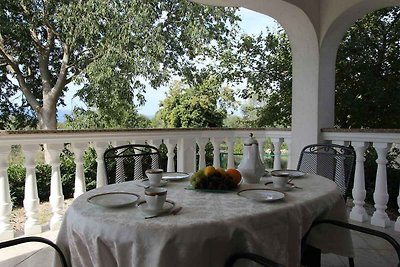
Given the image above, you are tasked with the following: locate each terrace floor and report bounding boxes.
[1,211,399,266]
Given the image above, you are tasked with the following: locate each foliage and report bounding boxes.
[156,79,235,128]
[0,0,239,129]
[335,7,400,128]
[63,107,151,129]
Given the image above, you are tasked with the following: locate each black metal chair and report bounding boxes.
[104,144,161,184]
[301,219,400,267]
[225,252,285,267]
[297,143,356,200]
[0,236,68,267]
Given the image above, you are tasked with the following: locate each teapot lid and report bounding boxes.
[244,133,259,146]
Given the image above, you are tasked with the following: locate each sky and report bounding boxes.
[62,8,278,118]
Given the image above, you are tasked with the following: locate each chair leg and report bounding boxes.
[349,257,354,267]
[301,245,321,267]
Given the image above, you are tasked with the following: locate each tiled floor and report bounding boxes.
[1,218,399,267]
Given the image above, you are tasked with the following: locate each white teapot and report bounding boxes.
[237,133,265,184]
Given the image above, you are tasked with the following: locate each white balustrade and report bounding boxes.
[72,143,87,198]
[349,142,369,222]
[0,146,13,240]
[94,142,109,188]
[47,144,64,231]
[371,142,391,227]
[225,137,235,169]
[271,138,283,170]
[22,144,42,234]
[177,137,196,173]
[164,139,177,172]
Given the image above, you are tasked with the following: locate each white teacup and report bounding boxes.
[272,173,289,189]
[145,169,163,186]
[144,187,167,210]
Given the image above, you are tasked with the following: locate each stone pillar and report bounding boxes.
[177,137,196,173]
[395,186,400,231]
[371,142,391,228]
[72,143,87,198]
[349,142,369,222]
[47,144,64,231]
[94,142,109,188]
[22,144,42,235]
[285,138,292,169]
[271,138,283,170]
[0,146,13,240]
[164,139,177,172]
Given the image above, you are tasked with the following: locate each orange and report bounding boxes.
[215,167,226,177]
[204,166,216,177]
[226,168,242,185]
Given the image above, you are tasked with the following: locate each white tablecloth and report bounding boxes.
[56,174,353,267]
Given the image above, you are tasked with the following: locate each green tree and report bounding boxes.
[335,7,400,128]
[0,0,239,130]
[156,79,235,128]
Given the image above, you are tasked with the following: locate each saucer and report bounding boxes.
[162,172,190,181]
[88,192,140,208]
[137,200,175,216]
[271,169,305,178]
[141,179,168,187]
[237,189,285,202]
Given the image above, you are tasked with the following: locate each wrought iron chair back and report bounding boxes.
[0,236,68,267]
[297,144,356,200]
[104,144,161,184]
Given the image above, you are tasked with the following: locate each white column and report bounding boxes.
[271,138,283,170]
[196,138,207,170]
[47,144,64,231]
[371,142,391,228]
[164,139,177,172]
[72,143,87,198]
[0,146,13,240]
[349,142,369,222]
[395,185,400,231]
[225,137,235,169]
[94,142,109,188]
[211,138,223,168]
[22,145,42,235]
[177,137,196,173]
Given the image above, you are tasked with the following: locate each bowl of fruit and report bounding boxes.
[188,166,242,192]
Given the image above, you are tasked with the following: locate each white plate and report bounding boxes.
[162,172,190,180]
[137,200,176,216]
[88,192,140,208]
[237,189,285,202]
[141,179,168,187]
[271,169,305,178]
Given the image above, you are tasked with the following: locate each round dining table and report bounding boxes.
[56,173,353,267]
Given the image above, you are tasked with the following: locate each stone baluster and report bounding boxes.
[47,144,64,231]
[349,142,369,222]
[225,137,235,169]
[22,145,42,235]
[271,138,283,170]
[94,142,109,188]
[164,139,177,172]
[255,137,265,163]
[71,143,87,198]
[371,142,391,228]
[0,146,13,240]
[177,137,196,173]
[148,140,163,170]
[196,138,207,170]
[211,138,223,168]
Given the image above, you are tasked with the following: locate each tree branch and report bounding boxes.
[0,36,41,111]
[52,43,70,99]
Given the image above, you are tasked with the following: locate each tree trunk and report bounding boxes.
[37,94,58,130]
